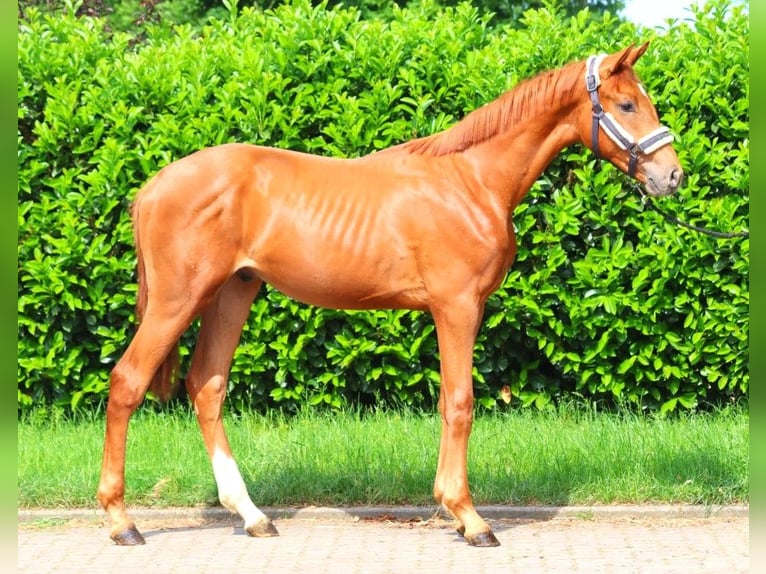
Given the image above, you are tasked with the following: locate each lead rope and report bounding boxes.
[629,181,749,239]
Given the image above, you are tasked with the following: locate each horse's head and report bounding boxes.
[577,42,683,197]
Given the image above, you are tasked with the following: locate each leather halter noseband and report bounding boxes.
[585,54,674,177]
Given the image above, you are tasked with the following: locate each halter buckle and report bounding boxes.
[591,103,603,117]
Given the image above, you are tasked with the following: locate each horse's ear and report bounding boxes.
[606,42,648,76]
[626,41,650,65]
[614,44,634,69]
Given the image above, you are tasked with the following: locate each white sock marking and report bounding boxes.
[211,448,268,528]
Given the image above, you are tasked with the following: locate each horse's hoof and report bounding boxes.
[466,530,500,547]
[246,519,279,538]
[455,524,466,537]
[111,523,146,546]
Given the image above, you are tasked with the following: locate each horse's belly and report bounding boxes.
[251,245,427,311]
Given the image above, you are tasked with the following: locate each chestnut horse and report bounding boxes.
[98,43,682,547]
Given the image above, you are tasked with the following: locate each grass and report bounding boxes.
[17,404,748,509]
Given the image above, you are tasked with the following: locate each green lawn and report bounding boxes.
[18,405,748,509]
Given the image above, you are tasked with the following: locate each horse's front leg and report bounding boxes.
[431,297,500,547]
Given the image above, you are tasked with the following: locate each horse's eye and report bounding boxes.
[618,101,636,113]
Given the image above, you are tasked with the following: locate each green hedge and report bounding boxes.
[17,0,749,414]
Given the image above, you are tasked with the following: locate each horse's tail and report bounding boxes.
[132,198,180,403]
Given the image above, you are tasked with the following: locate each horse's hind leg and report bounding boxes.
[185,274,278,537]
[98,304,196,545]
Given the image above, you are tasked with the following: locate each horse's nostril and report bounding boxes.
[670,168,684,189]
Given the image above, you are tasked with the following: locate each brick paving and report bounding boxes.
[18,507,749,573]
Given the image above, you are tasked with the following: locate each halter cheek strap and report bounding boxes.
[585,54,674,177]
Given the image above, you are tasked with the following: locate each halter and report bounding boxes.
[585,54,674,177]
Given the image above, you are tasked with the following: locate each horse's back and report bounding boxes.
[130,144,430,308]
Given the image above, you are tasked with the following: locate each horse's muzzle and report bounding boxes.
[645,165,684,197]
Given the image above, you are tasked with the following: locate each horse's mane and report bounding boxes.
[388,59,585,157]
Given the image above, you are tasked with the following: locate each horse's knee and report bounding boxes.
[440,395,474,431]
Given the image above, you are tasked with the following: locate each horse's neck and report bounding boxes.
[461,109,580,213]
[461,75,580,211]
